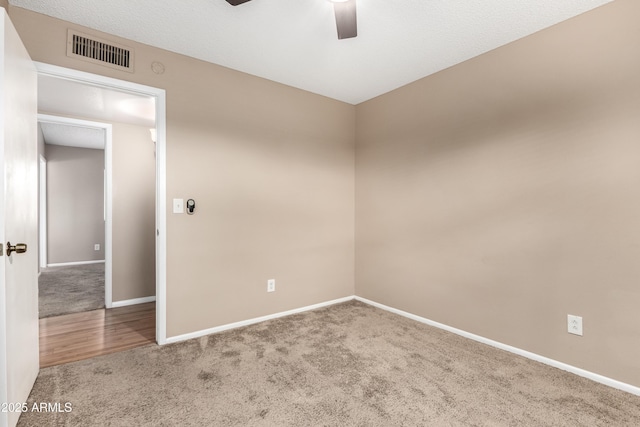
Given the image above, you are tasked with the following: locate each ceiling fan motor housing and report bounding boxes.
[224,0,357,40]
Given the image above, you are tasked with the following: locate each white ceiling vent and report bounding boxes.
[66,30,134,73]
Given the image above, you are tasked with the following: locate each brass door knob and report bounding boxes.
[6,242,27,256]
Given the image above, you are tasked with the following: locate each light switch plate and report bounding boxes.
[173,198,184,214]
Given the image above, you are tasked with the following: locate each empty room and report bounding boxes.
[1,0,639,426]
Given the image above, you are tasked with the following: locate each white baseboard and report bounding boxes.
[165,296,355,344]
[111,296,156,308]
[355,296,640,397]
[160,293,639,396]
[47,260,105,267]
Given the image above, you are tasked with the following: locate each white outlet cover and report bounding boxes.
[568,314,583,336]
[267,279,275,293]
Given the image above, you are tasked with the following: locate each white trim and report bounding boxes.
[111,296,156,308]
[47,260,105,267]
[355,296,640,397]
[155,91,167,345]
[166,296,355,344]
[105,124,113,308]
[34,62,167,345]
[35,62,163,98]
[38,155,47,269]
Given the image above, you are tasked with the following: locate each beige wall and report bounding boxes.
[8,6,355,337]
[112,122,155,301]
[356,0,640,387]
[45,144,104,263]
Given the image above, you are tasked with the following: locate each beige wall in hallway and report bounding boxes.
[355,0,640,387]
[45,144,105,264]
[9,6,355,337]
[111,122,156,302]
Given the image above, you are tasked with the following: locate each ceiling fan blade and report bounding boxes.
[333,0,357,40]
[225,0,253,5]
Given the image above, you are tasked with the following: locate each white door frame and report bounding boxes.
[38,154,47,270]
[34,62,168,345]
[37,114,113,306]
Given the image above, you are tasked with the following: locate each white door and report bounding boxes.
[0,10,39,427]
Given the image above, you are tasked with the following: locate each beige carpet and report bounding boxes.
[19,301,640,426]
[38,263,105,318]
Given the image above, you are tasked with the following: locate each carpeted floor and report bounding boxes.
[19,300,640,426]
[38,263,105,318]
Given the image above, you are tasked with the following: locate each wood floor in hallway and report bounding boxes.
[39,302,156,368]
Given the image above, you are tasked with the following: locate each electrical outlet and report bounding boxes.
[94,244,100,251]
[267,279,275,293]
[568,314,583,336]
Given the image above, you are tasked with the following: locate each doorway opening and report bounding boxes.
[37,115,111,318]
[35,62,167,351]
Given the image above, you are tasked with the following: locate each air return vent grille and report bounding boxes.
[66,30,134,72]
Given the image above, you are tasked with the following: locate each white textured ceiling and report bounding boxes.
[40,122,106,150]
[12,0,612,104]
